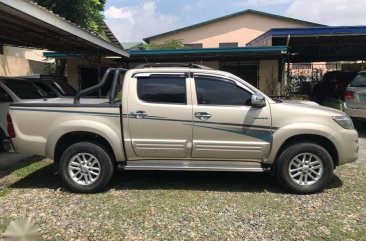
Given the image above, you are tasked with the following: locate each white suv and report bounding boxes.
[344,71,366,121]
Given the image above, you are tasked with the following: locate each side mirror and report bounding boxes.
[251,93,266,108]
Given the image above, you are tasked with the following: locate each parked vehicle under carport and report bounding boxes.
[18,75,77,98]
[344,71,366,121]
[0,78,52,152]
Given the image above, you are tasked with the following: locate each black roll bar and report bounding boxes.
[73,67,128,104]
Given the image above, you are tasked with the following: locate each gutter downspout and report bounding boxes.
[281,34,291,95]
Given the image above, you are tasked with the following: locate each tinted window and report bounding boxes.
[52,81,77,96]
[33,82,58,98]
[195,76,252,106]
[2,79,44,99]
[137,75,186,104]
[0,87,12,102]
[350,74,366,87]
[219,42,238,48]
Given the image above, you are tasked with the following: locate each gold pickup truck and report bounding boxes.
[7,64,359,194]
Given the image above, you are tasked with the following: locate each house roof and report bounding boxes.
[44,46,288,62]
[0,0,129,57]
[101,22,122,47]
[143,9,325,43]
[127,46,288,62]
[247,26,366,62]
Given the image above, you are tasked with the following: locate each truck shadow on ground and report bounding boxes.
[354,120,366,138]
[0,155,43,180]
[9,164,343,194]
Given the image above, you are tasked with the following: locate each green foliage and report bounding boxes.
[141,39,187,50]
[31,0,106,35]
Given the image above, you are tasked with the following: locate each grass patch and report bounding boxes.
[0,188,11,197]
[12,158,50,179]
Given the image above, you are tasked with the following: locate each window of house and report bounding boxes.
[219,42,239,48]
[194,75,252,106]
[292,63,312,70]
[137,75,187,104]
[184,43,203,49]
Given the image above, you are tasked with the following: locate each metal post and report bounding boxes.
[97,54,102,98]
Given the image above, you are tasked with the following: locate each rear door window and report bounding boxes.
[350,74,366,87]
[137,75,187,104]
[33,82,58,98]
[2,79,44,99]
[52,81,77,96]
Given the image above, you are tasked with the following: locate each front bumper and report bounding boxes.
[332,129,359,166]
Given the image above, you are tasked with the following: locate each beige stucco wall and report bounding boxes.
[0,54,48,76]
[149,12,317,48]
[3,46,53,63]
[259,60,280,95]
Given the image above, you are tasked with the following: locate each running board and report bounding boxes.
[123,160,270,172]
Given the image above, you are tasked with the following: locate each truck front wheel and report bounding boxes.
[276,142,334,194]
[59,142,114,193]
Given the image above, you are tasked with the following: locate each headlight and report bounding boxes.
[333,116,354,129]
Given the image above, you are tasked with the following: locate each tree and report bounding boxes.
[140,39,187,50]
[31,0,106,35]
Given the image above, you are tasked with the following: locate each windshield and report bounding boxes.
[350,74,366,87]
[2,79,44,99]
[51,81,77,96]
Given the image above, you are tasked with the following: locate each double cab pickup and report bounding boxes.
[7,64,359,193]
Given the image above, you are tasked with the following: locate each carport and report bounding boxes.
[247,26,366,97]
[0,0,128,56]
[247,26,366,62]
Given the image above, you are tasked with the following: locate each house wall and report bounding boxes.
[149,12,317,48]
[0,54,48,76]
[3,46,49,62]
[0,46,53,77]
[259,60,280,95]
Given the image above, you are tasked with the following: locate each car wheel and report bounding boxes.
[59,142,114,193]
[0,129,6,153]
[276,142,334,194]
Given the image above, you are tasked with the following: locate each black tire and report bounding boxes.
[0,129,6,153]
[59,142,114,193]
[276,142,334,194]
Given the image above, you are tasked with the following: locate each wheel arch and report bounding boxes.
[53,131,117,172]
[273,134,339,169]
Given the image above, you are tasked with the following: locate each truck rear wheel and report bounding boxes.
[59,142,114,193]
[276,142,334,194]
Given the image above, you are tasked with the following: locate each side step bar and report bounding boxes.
[122,160,270,172]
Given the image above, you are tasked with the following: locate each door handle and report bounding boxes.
[195,112,212,121]
[130,110,147,119]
